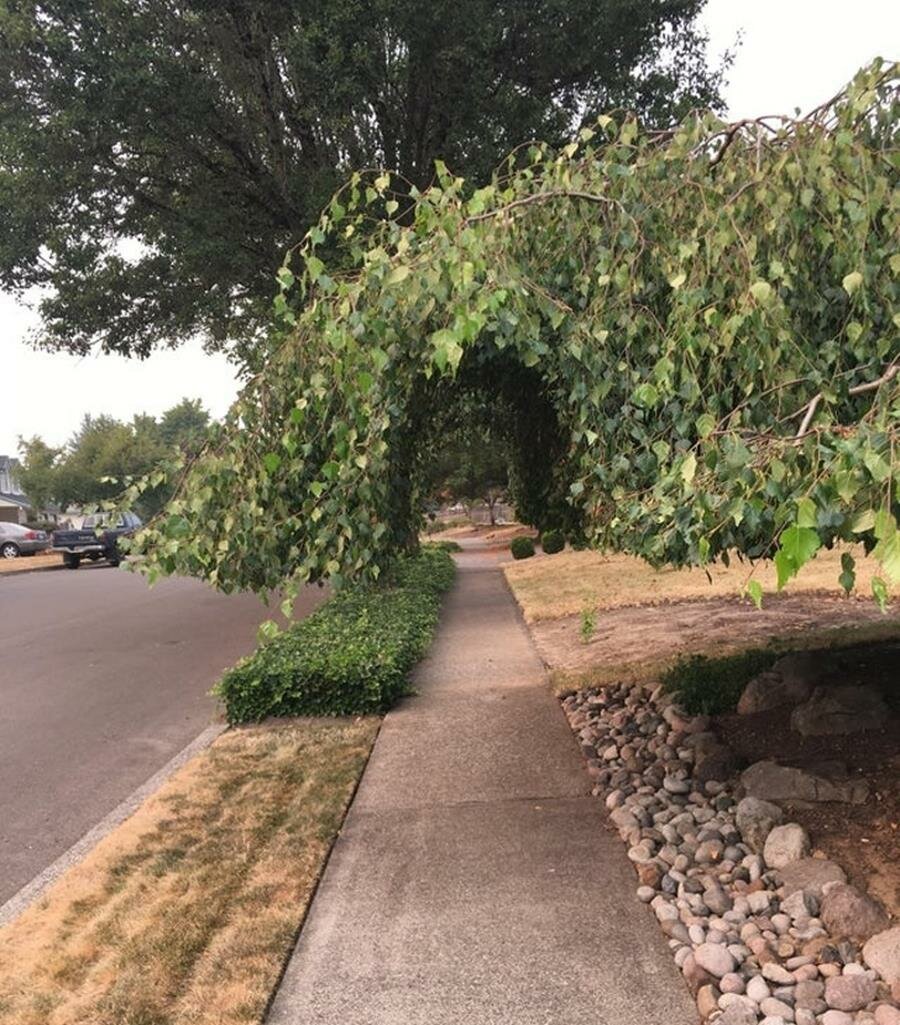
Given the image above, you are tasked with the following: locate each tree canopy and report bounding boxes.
[126,62,899,612]
[1,0,728,359]
[18,399,210,518]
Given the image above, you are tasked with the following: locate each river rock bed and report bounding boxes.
[563,681,900,1025]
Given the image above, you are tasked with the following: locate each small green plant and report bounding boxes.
[540,529,565,555]
[579,606,597,643]
[510,536,535,560]
[216,548,455,723]
[425,539,462,552]
[661,648,778,715]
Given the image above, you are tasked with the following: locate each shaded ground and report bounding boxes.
[716,643,900,919]
[527,593,900,684]
[0,719,378,1025]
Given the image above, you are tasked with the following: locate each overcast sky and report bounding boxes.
[1,0,898,457]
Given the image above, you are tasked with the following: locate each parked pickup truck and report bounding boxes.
[52,512,143,569]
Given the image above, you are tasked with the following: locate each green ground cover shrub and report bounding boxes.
[541,529,565,554]
[661,649,778,715]
[426,539,462,552]
[510,536,535,560]
[216,548,455,723]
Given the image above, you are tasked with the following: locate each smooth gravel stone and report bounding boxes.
[748,890,773,914]
[695,941,737,978]
[747,975,772,1002]
[717,1004,759,1025]
[759,1018,788,1025]
[772,913,792,934]
[762,963,796,986]
[720,972,745,994]
[760,996,795,1020]
[636,885,656,903]
[663,776,691,794]
[794,1011,816,1025]
[821,1013,854,1025]
[689,924,706,945]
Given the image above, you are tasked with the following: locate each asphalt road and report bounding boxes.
[0,563,324,904]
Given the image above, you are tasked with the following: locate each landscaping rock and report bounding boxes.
[864,927,900,985]
[560,680,899,1025]
[741,759,869,804]
[763,822,811,869]
[779,857,847,897]
[791,684,890,736]
[737,653,817,714]
[736,795,784,853]
[694,742,741,783]
[824,972,877,1011]
[875,1005,900,1025]
[821,884,891,941]
[694,942,736,978]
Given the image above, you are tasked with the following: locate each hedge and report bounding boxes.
[216,547,455,723]
[510,536,535,560]
[540,529,565,554]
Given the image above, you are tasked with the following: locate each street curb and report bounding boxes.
[0,561,64,578]
[0,722,225,929]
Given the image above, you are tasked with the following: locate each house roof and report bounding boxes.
[0,492,31,509]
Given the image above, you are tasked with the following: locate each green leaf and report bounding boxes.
[872,528,900,583]
[681,451,697,484]
[839,552,856,595]
[695,413,716,438]
[749,280,773,304]
[796,497,817,528]
[263,453,281,474]
[842,270,863,295]
[871,576,889,612]
[632,383,659,407]
[386,264,410,285]
[851,509,876,533]
[774,525,820,589]
[668,271,687,289]
[306,255,324,280]
[745,579,763,609]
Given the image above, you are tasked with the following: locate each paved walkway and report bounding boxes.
[268,542,696,1025]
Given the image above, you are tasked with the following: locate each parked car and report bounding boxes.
[0,522,51,559]
[51,511,143,569]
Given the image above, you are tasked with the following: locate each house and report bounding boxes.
[0,455,31,524]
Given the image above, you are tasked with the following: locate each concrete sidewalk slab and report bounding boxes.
[267,542,696,1025]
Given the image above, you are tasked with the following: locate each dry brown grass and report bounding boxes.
[0,552,62,575]
[504,543,889,623]
[0,718,379,1025]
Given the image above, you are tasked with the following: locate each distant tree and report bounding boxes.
[0,0,730,359]
[16,399,212,518]
[426,429,509,526]
[16,437,61,511]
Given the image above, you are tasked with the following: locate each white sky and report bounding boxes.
[1,0,898,457]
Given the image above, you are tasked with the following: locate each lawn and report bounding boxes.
[504,542,889,623]
[0,718,378,1025]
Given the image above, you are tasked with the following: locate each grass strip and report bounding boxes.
[0,718,379,1025]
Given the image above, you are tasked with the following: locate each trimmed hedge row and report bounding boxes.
[510,536,535,559]
[216,547,455,723]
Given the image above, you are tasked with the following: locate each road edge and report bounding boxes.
[0,722,225,928]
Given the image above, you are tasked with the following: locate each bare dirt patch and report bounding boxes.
[716,645,900,919]
[528,592,900,685]
[0,717,378,1025]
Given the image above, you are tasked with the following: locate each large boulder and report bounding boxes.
[791,684,890,736]
[863,926,900,985]
[820,883,891,941]
[763,822,811,869]
[741,759,869,804]
[778,857,847,898]
[735,795,784,852]
[737,652,818,714]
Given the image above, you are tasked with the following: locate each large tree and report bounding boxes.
[124,63,899,609]
[1,0,729,358]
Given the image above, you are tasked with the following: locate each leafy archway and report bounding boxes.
[129,61,899,610]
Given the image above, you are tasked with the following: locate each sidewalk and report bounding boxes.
[268,542,696,1025]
